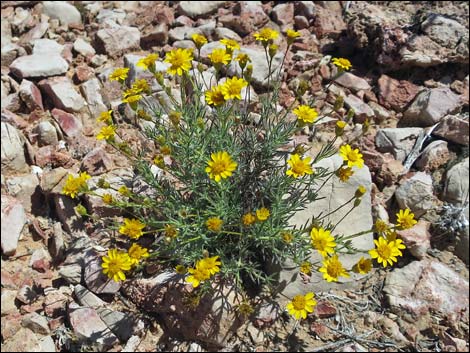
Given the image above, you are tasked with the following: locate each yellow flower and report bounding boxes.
[256,207,270,221]
[101,249,132,282]
[237,301,254,317]
[97,125,116,141]
[355,185,367,198]
[191,33,208,48]
[281,231,293,243]
[352,257,372,274]
[286,154,314,178]
[62,172,91,199]
[293,105,318,124]
[220,38,240,53]
[118,185,131,196]
[208,48,232,66]
[393,238,407,256]
[136,53,159,72]
[396,208,417,230]
[385,230,397,242]
[286,292,317,320]
[128,243,149,265]
[335,120,347,136]
[336,167,354,182]
[186,266,210,288]
[160,145,171,155]
[97,110,113,124]
[319,254,350,282]
[300,261,312,275]
[253,28,279,44]
[242,212,256,226]
[339,144,364,169]
[197,255,221,276]
[332,57,352,71]
[132,79,151,94]
[286,29,300,43]
[205,85,226,106]
[205,151,238,182]
[368,236,404,267]
[235,53,251,69]
[206,217,223,232]
[310,227,336,257]
[165,48,193,76]
[109,67,129,82]
[175,264,187,274]
[164,224,178,238]
[122,94,142,104]
[221,77,248,100]
[102,193,114,204]
[374,219,390,235]
[119,218,146,239]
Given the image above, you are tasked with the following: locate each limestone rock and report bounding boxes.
[395,172,435,218]
[10,54,69,79]
[375,127,423,162]
[42,1,81,25]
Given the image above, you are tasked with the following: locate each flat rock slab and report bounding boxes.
[10,54,69,79]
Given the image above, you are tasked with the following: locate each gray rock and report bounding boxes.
[421,14,467,49]
[42,1,81,26]
[22,16,49,43]
[141,23,168,48]
[97,307,141,341]
[35,121,59,146]
[5,173,40,212]
[168,26,201,42]
[50,222,66,262]
[69,306,118,350]
[296,1,316,19]
[96,25,140,58]
[38,336,57,352]
[32,38,64,55]
[404,88,461,127]
[1,43,26,66]
[213,27,242,41]
[415,140,450,172]
[73,38,96,57]
[384,259,469,323]
[368,101,391,121]
[122,335,141,352]
[276,155,374,298]
[344,94,375,122]
[433,114,469,146]
[80,78,107,118]
[39,77,85,113]
[84,249,121,294]
[0,327,41,352]
[1,122,28,173]
[1,17,12,46]
[21,312,50,335]
[443,158,469,206]
[53,194,84,234]
[375,127,423,162]
[19,79,43,111]
[178,1,226,18]
[1,195,27,256]
[59,264,82,284]
[95,8,126,25]
[272,3,294,27]
[335,72,371,92]
[10,54,69,79]
[74,284,105,308]
[395,172,435,217]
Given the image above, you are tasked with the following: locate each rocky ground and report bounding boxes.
[1,1,469,352]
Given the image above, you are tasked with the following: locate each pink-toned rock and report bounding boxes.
[95,25,141,59]
[397,220,431,259]
[39,77,85,113]
[313,6,346,38]
[43,290,69,318]
[35,145,73,168]
[272,3,294,27]
[335,72,371,92]
[1,312,22,340]
[1,194,27,256]
[253,303,280,328]
[432,115,469,146]
[219,2,269,36]
[294,15,309,30]
[384,259,469,323]
[314,301,337,319]
[0,327,41,352]
[74,64,95,83]
[344,94,375,123]
[51,108,83,138]
[416,140,450,172]
[19,79,43,110]
[377,74,420,112]
[81,147,113,176]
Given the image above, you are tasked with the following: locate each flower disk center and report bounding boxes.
[292,295,306,310]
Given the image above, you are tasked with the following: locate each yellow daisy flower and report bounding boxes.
[293,105,318,124]
[242,212,256,226]
[197,255,221,276]
[256,207,270,221]
[281,231,294,243]
[128,243,149,265]
[235,53,251,69]
[96,125,116,141]
[208,48,231,66]
[300,261,312,275]
[102,193,114,204]
[374,219,390,235]
[101,249,132,282]
[286,29,300,43]
[191,33,208,49]
[205,151,238,182]
[132,79,151,94]
[339,144,364,169]
[186,266,210,288]
[165,48,193,76]
[136,53,159,72]
[253,28,279,44]
[395,208,417,230]
[109,67,129,82]
[206,217,223,232]
[97,110,113,124]
[205,85,226,106]
[220,38,240,53]
[286,292,317,320]
[332,57,352,71]
[352,257,372,274]
[221,77,248,100]
[310,227,336,257]
[119,218,146,240]
[368,236,404,267]
[62,172,91,199]
[319,254,350,282]
[286,154,314,178]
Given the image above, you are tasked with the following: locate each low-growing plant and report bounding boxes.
[63,29,416,322]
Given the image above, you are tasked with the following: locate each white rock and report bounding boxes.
[178,1,226,18]
[10,54,69,78]
[395,172,434,217]
[73,38,96,56]
[31,38,64,55]
[39,77,85,112]
[35,121,59,146]
[42,1,81,26]
[443,158,469,206]
[375,127,423,162]
[1,122,28,173]
[344,94,375,121]
[334,72,371,91]
[22,312,50,335]
[80,78,107,118]
[5,173,40,213]
[96,25,140,58]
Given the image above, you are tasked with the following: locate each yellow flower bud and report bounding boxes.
[335,120,347,137]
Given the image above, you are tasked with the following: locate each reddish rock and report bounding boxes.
[314,301,337,318]
[294,15,309,30]
[416,140,450,172]
[35,145,74,168]
[432,115,469,146]
[39,76,86,112]
[397,220,431,259]
[219,2,269,36]
[43,290,69,318]
[51,108,83,138]
[1,313,23,340]
[74,64,95,83]
[272,3,294,27]
[19,79,43,110]
[80,147,113,176]
[377,74,420,112]
[313,6,346,38]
